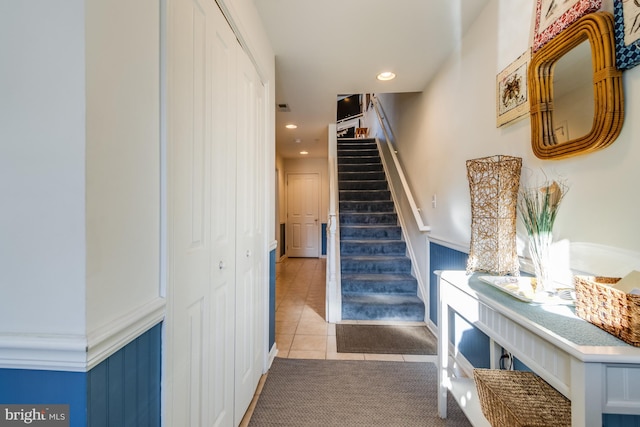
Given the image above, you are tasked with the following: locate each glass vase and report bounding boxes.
[528,231,554,293]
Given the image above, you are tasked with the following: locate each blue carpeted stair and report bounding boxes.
[338,138,425,321]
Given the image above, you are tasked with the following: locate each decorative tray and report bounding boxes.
[478,276,574,305]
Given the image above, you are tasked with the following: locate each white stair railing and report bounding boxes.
[326,123,342,323]
[372,96,430,232]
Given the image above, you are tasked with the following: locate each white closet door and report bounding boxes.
[208,5,238,427]
[166,0,236,425]
[234,46,266,423]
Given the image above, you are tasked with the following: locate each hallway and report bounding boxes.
[274,257,434,361]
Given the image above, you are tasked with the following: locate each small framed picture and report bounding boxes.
[614,0,640,69]
[496,50,531,128]
[554,120,569,143]
[532,0,601,52]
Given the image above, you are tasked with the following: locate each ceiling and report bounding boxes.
[253,0,490,159]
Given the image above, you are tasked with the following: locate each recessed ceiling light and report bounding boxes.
[285,124,297,129]
[300,151,308,155]
[377,71,396,81]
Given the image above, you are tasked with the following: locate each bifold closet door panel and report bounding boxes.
[166,1,236,426]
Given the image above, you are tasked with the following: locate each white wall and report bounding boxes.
[0,1,87,336]
[380,0,640,273]
[85,0,161,338]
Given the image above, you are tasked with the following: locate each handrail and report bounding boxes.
[326,123,341,323]
[372,95,431,232]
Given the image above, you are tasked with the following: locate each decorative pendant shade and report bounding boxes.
[466,155,522,276]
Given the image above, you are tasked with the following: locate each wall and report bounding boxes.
[276,155,286,257]
[85,0,162,364]
[0,0,87,340]
[380,0,640,270]
[0,2,163,425]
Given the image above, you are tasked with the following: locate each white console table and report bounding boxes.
[437,270,640,427]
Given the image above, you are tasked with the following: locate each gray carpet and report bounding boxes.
[336,324,437,354]
[248,358,471,426]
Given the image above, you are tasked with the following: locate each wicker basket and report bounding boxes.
[574,275,640,347]
[473,369,571,427]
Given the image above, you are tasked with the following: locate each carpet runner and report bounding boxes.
[247,358,471,426]
[338,138,424,321]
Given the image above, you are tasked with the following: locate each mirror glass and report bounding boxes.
[552,41,594,144]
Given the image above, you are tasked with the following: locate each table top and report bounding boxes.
[440,270,640,362]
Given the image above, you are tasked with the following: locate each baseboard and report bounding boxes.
[267,343,278,370]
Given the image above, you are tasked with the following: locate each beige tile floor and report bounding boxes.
[274,257,435,362]
[240,256,435,425]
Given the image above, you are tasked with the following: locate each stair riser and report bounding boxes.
[341,281,417,295]
[338,149,379,157]
[339,214,397,225]
[341,259,412,274]
[339,190,391,201]
[339,181,387,190]
[338,164,383,173]
[338,156,381,164]
[337,142,376,150]
[340,241,406,255]
[338,172,385,181]
[339,201,394,213]
[340,227,402,240]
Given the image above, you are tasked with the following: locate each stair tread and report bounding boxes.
[341,273,415,281]
[340,239,404,244]
[342,294,423,304]
[341,255,410,261]
[340,224,400,228]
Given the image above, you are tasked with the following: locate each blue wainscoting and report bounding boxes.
[321,223,327,256]
[0,369,87,427]
[87,323,161,427]
[430,242,489,367]
[0,323,161,427]
[269,249,276,350]
[428,242,468,325]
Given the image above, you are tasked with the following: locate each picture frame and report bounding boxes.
[554,120,569,143]
[496,50,531,128]
[614,0,640,69]
[532,0,601,52]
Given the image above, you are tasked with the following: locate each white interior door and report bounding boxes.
[287,173,320,257]
[234,45,265,422]
[209,6,238,427]
[166,0,216,423]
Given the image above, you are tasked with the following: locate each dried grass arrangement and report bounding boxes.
[518,179,568,292]
[466,155,522,276]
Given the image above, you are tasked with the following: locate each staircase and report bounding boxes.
[338,138,425,321]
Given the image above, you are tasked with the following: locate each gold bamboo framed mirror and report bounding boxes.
[528,11,624,160]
